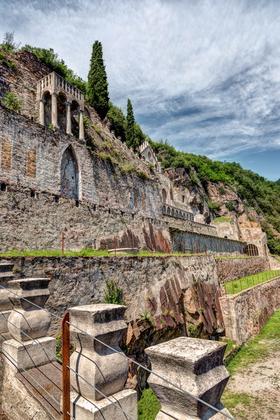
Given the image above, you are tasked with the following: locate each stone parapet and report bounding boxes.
[145,337,230,419]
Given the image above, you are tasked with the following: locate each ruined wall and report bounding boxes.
[219,276,280,343]
[215,256,270,283]
[171,229,244,254]
[8,255,220,333]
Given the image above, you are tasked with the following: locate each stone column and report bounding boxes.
[51,93,58,128]
[0,261,14,337]
[79,110,84,140]
[39,98,45,126]
[2,278,56,371]
[66,101,72,135]
[69,304,137,419]
[145,337,231,419]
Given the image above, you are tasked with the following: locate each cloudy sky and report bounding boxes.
[1,0,280,180]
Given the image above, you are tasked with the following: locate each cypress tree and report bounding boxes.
[126,98,135,149]
[87,41,109,119]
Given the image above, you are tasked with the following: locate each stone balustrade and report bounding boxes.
[69,303,137,419]
[145,337,231,419]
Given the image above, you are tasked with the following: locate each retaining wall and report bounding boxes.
[219,276,280,343]
[215,256,270,283]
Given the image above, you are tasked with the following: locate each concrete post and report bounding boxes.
[145,337,231,419]
[69,304,137,419]
[79,110,84,140]
[39,99,45,126]
[66,101,72,135]
[2,278,56,371]
[51,93,58,128]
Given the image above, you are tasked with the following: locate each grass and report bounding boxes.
[226,309,280,375]
[224,269,280,294]
[0,248,195,258]
[138,388,160,420]
[212,216,232,224]
[222,310,280,417]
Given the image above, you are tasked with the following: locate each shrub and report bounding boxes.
[208,200,221,212]
[1,92,21,112]
[225,201,236,212]
[104,280,124,304]
[138,388,160,420]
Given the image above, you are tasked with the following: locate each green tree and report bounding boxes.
[87,41,109,119]
[107,103,126,142]
[126,98,135,149]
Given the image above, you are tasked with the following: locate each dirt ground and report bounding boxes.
[224,345,280,419]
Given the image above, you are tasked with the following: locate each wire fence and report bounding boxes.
[0,283,234,420]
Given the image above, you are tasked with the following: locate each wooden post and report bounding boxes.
[62,312,70,420]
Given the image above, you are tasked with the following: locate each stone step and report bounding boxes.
[0,272,14,284]
[0,262,14,273]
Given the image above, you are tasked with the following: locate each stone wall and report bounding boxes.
[219,276,280,343]
[215,256,270,283]
[171,229,244,254]
[7,255,220,333]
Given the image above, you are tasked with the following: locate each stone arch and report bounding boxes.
[162,188,167,204]
[43,91,51,127]
[244,243,259,256]
[60,146,79,200]
[57,92,67,132]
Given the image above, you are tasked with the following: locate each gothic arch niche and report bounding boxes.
[60,146,79,200]
[162,188,167,204]
[57,93,67,132]
[244,243,259,256]
[43,91,51,126]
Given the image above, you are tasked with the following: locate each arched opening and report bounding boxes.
[162,188,167,204]
[57,93,67,132]
[71,100,80,137]
[244,243,259,256]
[60,146,79,200]
[43,91,51,127]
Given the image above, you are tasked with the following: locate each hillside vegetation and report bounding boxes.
[1,35,280,254]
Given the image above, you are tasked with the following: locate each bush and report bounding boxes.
[208,200,221,212]
[225,201,236,212]
[104,280,124,304]
[1,92,21,112]
[138,388,160,420]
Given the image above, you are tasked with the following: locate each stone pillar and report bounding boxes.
[39,98,45,126]
[69,304,137,419]
[0,262,14,337]
[145,337,231,419]
[51,93,58,128]
[79,110,84,140]
[2,278,56,371]
[66,101,72,135]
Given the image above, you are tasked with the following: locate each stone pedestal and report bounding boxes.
[145,337,230,420]
[3,278,55,371]
[69,304,137,420]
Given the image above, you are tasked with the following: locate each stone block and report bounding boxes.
[70,389,137,420]
[2,337,56,371]
[0,310,11,334]
[146,337,230,419]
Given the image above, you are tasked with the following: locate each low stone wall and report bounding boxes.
[216,256,270,283]
[7,255,220,333]
[219,276,280,343]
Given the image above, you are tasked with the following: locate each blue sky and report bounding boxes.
[1,0,280,180]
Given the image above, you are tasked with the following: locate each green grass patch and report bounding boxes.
[0,248,194,258]
[212,216,232,224]
[138,388,160,420]
[222,392,254,411]
[224,269,280,294]
[226,309,280,375]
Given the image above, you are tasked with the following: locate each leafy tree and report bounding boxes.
[87,41,109,119]
[126,98,135,149]
[22,45,86,92]
[107,103,126,142]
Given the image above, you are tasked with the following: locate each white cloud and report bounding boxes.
[1,0,280,168]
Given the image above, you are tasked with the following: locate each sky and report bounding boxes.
[0,0,280,181]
